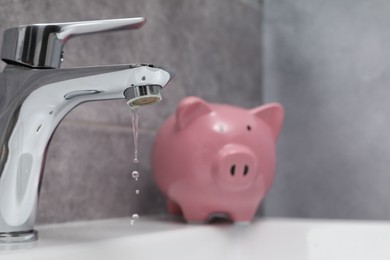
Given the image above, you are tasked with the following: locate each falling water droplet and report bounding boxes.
[132,170,139,181]
[135,189,140,195]
[130,213,140,225]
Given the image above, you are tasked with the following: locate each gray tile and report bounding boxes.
[22,0,262,129]
[262,0,390,220]
[1,0,263,224]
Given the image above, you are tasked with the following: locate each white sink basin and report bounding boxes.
[1,216,390,260]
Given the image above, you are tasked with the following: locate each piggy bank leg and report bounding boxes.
[166,199,182,216]
[181,205,210,223]
[229,205,258,223]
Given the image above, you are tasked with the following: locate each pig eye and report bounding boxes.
[247,125,251,131]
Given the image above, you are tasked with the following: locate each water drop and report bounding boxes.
[135,189,140,195]
[132,170,139,181]
[130,213,140,225]
[134,158,139,163]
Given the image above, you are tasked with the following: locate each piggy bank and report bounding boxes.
[152,97,283,223]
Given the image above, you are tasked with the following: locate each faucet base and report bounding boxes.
[0,230,37,244]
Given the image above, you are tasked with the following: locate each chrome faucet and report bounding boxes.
[0,18,174,243]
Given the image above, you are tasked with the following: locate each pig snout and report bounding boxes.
[214,144,257,188]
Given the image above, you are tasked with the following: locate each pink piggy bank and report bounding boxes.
[152,97,283,223]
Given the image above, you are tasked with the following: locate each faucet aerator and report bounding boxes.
[124,85,162,107]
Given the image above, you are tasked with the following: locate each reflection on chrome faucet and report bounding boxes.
[0,18,174,243]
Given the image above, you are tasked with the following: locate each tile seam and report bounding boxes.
[61,119,157,134]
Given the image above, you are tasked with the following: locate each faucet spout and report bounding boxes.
[0,64,174,242]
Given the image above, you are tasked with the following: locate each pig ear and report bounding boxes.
[176,96,213,130]
[251,103,284,140]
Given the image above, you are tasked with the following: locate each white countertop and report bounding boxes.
[1,216,390,260]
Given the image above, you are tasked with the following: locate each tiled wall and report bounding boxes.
[262,0,390,220]
[0,0,262,223]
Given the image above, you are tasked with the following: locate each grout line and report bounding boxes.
[61,119,158,135]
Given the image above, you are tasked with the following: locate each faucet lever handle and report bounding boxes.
[1,17,146,69]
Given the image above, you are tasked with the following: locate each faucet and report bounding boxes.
[0,18,174,243]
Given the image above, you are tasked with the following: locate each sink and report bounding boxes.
[1,216,390,260]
